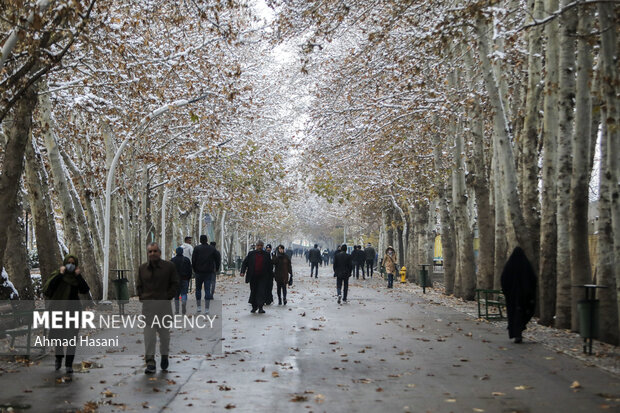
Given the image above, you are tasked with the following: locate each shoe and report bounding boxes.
[337,295,341,304]
[278,299,282,305]
[283,299,287,306]
[514,337,523,343]
[258,307,265,314]
[161,356,169,370]
[196,307,202,313]
[55,356,62,371]
[65,366,73,374]
[343,298,347,303]
[315,276,317,278]
[145,362,156,374]
[251,307,257,313]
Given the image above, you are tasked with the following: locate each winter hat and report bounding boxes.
[176,247,184,256]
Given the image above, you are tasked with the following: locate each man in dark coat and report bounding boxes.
[364,243,376,278]
[240,240,273,313]
[192,235,221,314]
[171,247,192,315]
[500,247,537,343]
[308,244,322,278]
[273,245,293,305]
[351,245,366,279]
[137,242,180,373]
[333,244,353,304]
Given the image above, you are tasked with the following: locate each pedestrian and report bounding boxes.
[322,248,329,266]
[42,254,91,374]
[308,244,322,278]
[383,246,397,289]
[364,243,376,278]
[500,247,537,344]
[352,245,366,279]
[273,245,293,305]
[181,236,193,263]
[192,235,221,314]
[209,241,221,303]
[333,244,352,304]
[171,247,192,315]
[240,240,273,313]
[136,242,179,374]
[264,244,275,305]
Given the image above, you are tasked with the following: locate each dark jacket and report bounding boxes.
[364,246,376,261]
[351,248,365,265]
[273,253,293,285]
[192,243,221,274]
[137,259,180,301]
[43,254,90,304]
[171,253,192,281]
[333,251,352,279]
[308,247,322,263]
[241,249,273,283]
[500,247,537,339]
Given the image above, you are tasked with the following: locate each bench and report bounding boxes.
[218,262,235,277]
[475,289,506,320]
[0,301,46,359]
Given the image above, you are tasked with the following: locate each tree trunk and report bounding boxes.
[453,120,476,300]
[554,0,577,330]
[24,135,62,285]
[569,4,593,330]
[519,0,544,275]
[0,86,37,272]
[474,15,535,264]
[597,0,620,341]
[39,90,83,261]
[538,0,560,326]
[596,117,619,344]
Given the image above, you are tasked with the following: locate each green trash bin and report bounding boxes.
[112,277,130,303]
[577,299,599,339]
[419,264,432,293]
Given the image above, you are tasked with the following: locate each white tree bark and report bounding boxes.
[597,1,620,339]
[474,16,534,264]
[554,0,577,330]
[569,4,593,330]
[538,0,560,326]
[39,89,82,259]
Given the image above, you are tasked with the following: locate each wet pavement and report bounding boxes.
[1,257,619,412]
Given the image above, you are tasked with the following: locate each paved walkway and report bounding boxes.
[1,257,618,412]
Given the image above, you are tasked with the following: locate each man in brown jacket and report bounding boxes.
[137,242,179,374]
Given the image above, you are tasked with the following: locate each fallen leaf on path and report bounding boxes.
[491,392,505,396]
[315,394,325,403]
[445,399,456,403]
[225,403,236,409]
[570,381,581,389]
[290,394,308,402]
[272,371,280,377]
[102,390,115,397]
[514,385,533,390]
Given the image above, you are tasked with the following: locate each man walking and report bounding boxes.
[171,246,192,314]
[137,242,179,374]
[308,244,322,278]
[364,243,376,278]
[240,240,273,313]
[352,245,366,279]
[192,235,221,314]
[333,244,352,304]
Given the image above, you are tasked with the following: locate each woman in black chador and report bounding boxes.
[500,247,537,343]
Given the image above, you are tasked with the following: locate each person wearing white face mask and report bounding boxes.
[42,254,90,374]
[383,246,397,289]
